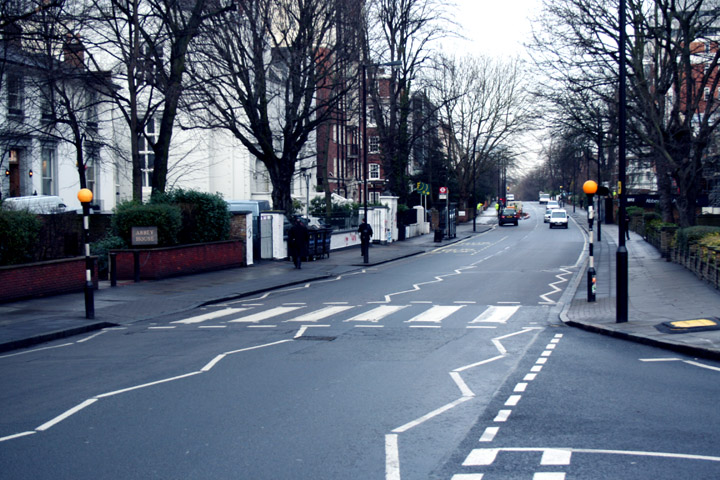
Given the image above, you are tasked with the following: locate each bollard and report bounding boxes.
[110,252,117,287]
[133,251,140,283]
[78,189,95,319]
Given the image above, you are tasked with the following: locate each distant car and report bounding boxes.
[499,208,519,226]
[547,200,560,209]
[549,209,569,229]
[539,193,550,204]
[544,208,552,223]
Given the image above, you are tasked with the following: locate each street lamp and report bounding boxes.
[362,59,401,264]
[583,180,598,302]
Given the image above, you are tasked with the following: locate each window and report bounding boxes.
[41,147,56,195]
[254,159,270,192]
[369,136,380,154]
[85,146,99,196]
[369,192,379,204]
[367,104,376,126]
[86,91,98,134]
[139,118,157,187]
[7,74,23,116]
[704,87,711,101]
[40,85,53,122]
[369,163,380,180]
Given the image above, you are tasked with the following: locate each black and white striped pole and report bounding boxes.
[583,180,598,302]
[78,188,95,319]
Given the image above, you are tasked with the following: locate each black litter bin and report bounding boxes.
[434,229,444,242]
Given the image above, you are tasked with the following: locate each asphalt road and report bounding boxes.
[2,203,719,479]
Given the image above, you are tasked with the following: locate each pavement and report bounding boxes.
[2,206,720,361]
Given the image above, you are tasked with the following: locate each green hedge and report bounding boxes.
[151,189,230,244]
[675,226,720,252]
[0,209,42,265]
[111,201,182,247]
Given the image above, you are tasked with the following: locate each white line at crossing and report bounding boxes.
[228,306,303,323]
[469,305,520,324]
[285,305,354,322]
[406,305,464,323]
[172,307,248,324]
[346,305,407,323]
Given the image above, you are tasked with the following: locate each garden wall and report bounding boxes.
[111,240,245,281]
[0,257,98,303]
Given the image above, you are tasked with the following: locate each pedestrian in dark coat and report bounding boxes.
[288,218,309,269]
[358,217,373,258]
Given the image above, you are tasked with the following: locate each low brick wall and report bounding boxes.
[0,257,98,303]
[111,240,245,281]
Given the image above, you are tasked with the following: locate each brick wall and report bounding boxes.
[0,257,98,303]
[111,240,245,280]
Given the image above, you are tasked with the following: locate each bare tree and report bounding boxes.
[0,0,112,195]
[85,0,230,201]
[532,0,720,226]
[364,0,452,205]
[184,0,357,217]
[430,54,535,211]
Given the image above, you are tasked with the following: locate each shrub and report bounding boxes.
[112,201,182,247]
[0,209,42,265]
[675,225,720,252]
[91,234,127,278]
[152,189,230,244]
[626,206,644,218]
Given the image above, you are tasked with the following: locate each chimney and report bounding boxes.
[63,33,84,68]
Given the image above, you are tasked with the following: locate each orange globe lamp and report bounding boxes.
[77,188,93,203]
[583,180,598,195]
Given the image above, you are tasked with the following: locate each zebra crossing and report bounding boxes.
[162,302,533,329]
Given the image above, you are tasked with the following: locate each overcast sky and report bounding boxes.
[446,0,542,58]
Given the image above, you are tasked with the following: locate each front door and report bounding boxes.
[8,149,20,197]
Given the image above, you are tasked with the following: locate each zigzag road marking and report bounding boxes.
[539,267,573,305]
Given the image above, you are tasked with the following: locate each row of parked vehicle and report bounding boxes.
[543,200,569,229]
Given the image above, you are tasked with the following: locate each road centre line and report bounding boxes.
[385,327,542,480]
[505,395,521,406]
[480,427,499,442]
[0,342,73,359]
[492,327,539,355]
[393,396,474,434]
[36,398,98,431]
[494,410,512,422]
[1,339,294,442]
[294,325,331,338]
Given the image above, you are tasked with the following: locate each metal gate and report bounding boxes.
[260,214,273,259]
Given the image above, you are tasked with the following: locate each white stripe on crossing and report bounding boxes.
[285,305,354,322]
[228,306,303,323]
[541,448,572,465]
[346,305,407,323]
[172,308,248,324]
[406,305,464,323]
[463,448,499,466]
[470,305,520,324]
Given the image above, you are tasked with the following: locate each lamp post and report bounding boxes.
[617,0,629,323]
[361,60,401,264]
[78,188,94,319]
[302,169,311,219]
[583,180,598,302]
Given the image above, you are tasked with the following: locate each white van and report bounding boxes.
[2,195,67,214]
